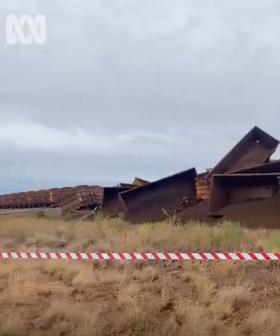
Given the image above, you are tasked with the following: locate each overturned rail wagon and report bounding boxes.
[208,173,280,215]
[58,186,131,215]
[195,126,280,204]
[119,168,197,223]
[210,126,279,176]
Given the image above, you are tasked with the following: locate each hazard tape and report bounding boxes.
[0,252,280,261]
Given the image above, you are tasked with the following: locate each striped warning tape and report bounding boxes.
[0,252,279,261]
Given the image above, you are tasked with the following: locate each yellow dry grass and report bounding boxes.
[0,213,280,335]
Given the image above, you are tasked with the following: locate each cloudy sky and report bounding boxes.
[0,0,280,192]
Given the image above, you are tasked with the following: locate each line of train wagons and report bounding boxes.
[0,186,91,209]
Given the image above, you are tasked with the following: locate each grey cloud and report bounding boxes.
[0,0,280,191]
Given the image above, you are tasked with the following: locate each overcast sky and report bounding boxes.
[0,0,280,192]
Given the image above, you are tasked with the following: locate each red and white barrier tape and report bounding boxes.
[0,252,280,261]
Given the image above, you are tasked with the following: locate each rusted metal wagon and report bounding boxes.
[49,187,76,206]
[208,173,280,215]
[10,192,29,208]
[119,168,197,223]
[210,126,279,176]
[59,186,130,215]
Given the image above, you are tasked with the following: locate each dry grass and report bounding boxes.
[0,213,280,335]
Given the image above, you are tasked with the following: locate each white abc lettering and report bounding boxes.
[6,14,46,45]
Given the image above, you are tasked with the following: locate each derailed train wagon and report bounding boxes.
[58,186,131,214]
[208,173,280,215]
[210,126,279,176]
[119,168,197,223]
[195,126,280,203]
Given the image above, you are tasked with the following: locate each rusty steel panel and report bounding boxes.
[2,193,14,209]
[59,194,80,213]
[58,186,130,214]
[58,186,105,213]
[9,193,19,208]
[103,187,131,203]
[216,197,280,229]
[177,200,213,223]
[1,192,28,209]
[234,160,280,174]
[77,188,102,208]
[1,196,6,209]
[210,127,279,176]
[49,187,76,205]
[60,198,81,214]
[26,191,38,207]
[37,190,51,206]
[119,183,134,188]
[196,177,211,200]
[132,177,150,187]
[208,173,280,215]
[120,168,197,223]
[88,187,104,205]
[119,178,149,188]
[76,191,92,208]
[5,194,15,208]
[58,191,84,212]
[11,192,29,208]
[25,190,51,208]
[102,187,131,216]
[2,195,13,208]
[48,188,61,205]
